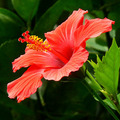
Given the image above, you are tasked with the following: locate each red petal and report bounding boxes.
[45,9,88,60]
[43,47,89,81]
[12,48,64,72]
[7,65,43,103]
[74,18,115,47]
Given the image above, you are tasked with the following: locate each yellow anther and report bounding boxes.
[27,35,51,52]
[39,39,43,42]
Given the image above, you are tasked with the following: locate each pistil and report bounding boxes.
[18,31,68,64]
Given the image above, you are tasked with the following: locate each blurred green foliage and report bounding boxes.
[0,0,120,119]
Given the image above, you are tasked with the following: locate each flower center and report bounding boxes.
[18,31,68,64]
[18,31,51,52]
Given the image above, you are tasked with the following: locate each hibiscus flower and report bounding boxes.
[7,9,114,103]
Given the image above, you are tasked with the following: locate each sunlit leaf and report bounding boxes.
[88,60,97,69]
[103,98,117,110]
[117,93,120,105]
[95,39,120,96]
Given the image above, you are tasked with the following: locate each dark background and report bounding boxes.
[0,0,119,119]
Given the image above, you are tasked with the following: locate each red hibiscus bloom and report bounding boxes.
[7,9,114,102]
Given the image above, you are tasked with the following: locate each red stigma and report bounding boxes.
[18,31,30,43]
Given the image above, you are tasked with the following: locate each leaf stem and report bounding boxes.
[82,78,119,120]
[38,87,46,107]
[82,65,102,91]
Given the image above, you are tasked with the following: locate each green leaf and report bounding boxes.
[86,37,108,52]
[88,55,101,69]
[33,0,64,37]
[96,55,101,63]
[0,8,24,44]
[0,39,26,86]
[33,0,93,37]
[12,0,40,21]
[0,40,35,116]
[88,60,97,69]
[91,0,102,10]
[95,39,120,96]
[84,77,101,92]
[103,98,117,110]
[63,0,93,12]
[117,93,120,105]
[83,76,119,120]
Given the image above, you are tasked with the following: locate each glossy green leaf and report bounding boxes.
[84,77,101,92]
[0,40,35,116]
[0,39,26,86]
[0,8,24,44]
[33,0,64,37]
[95,39,120,96]
[90,10,104,18]
[117,93,120,105]
[103,98,117,110]
[33,0,93,37]
[12,0,40,21]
